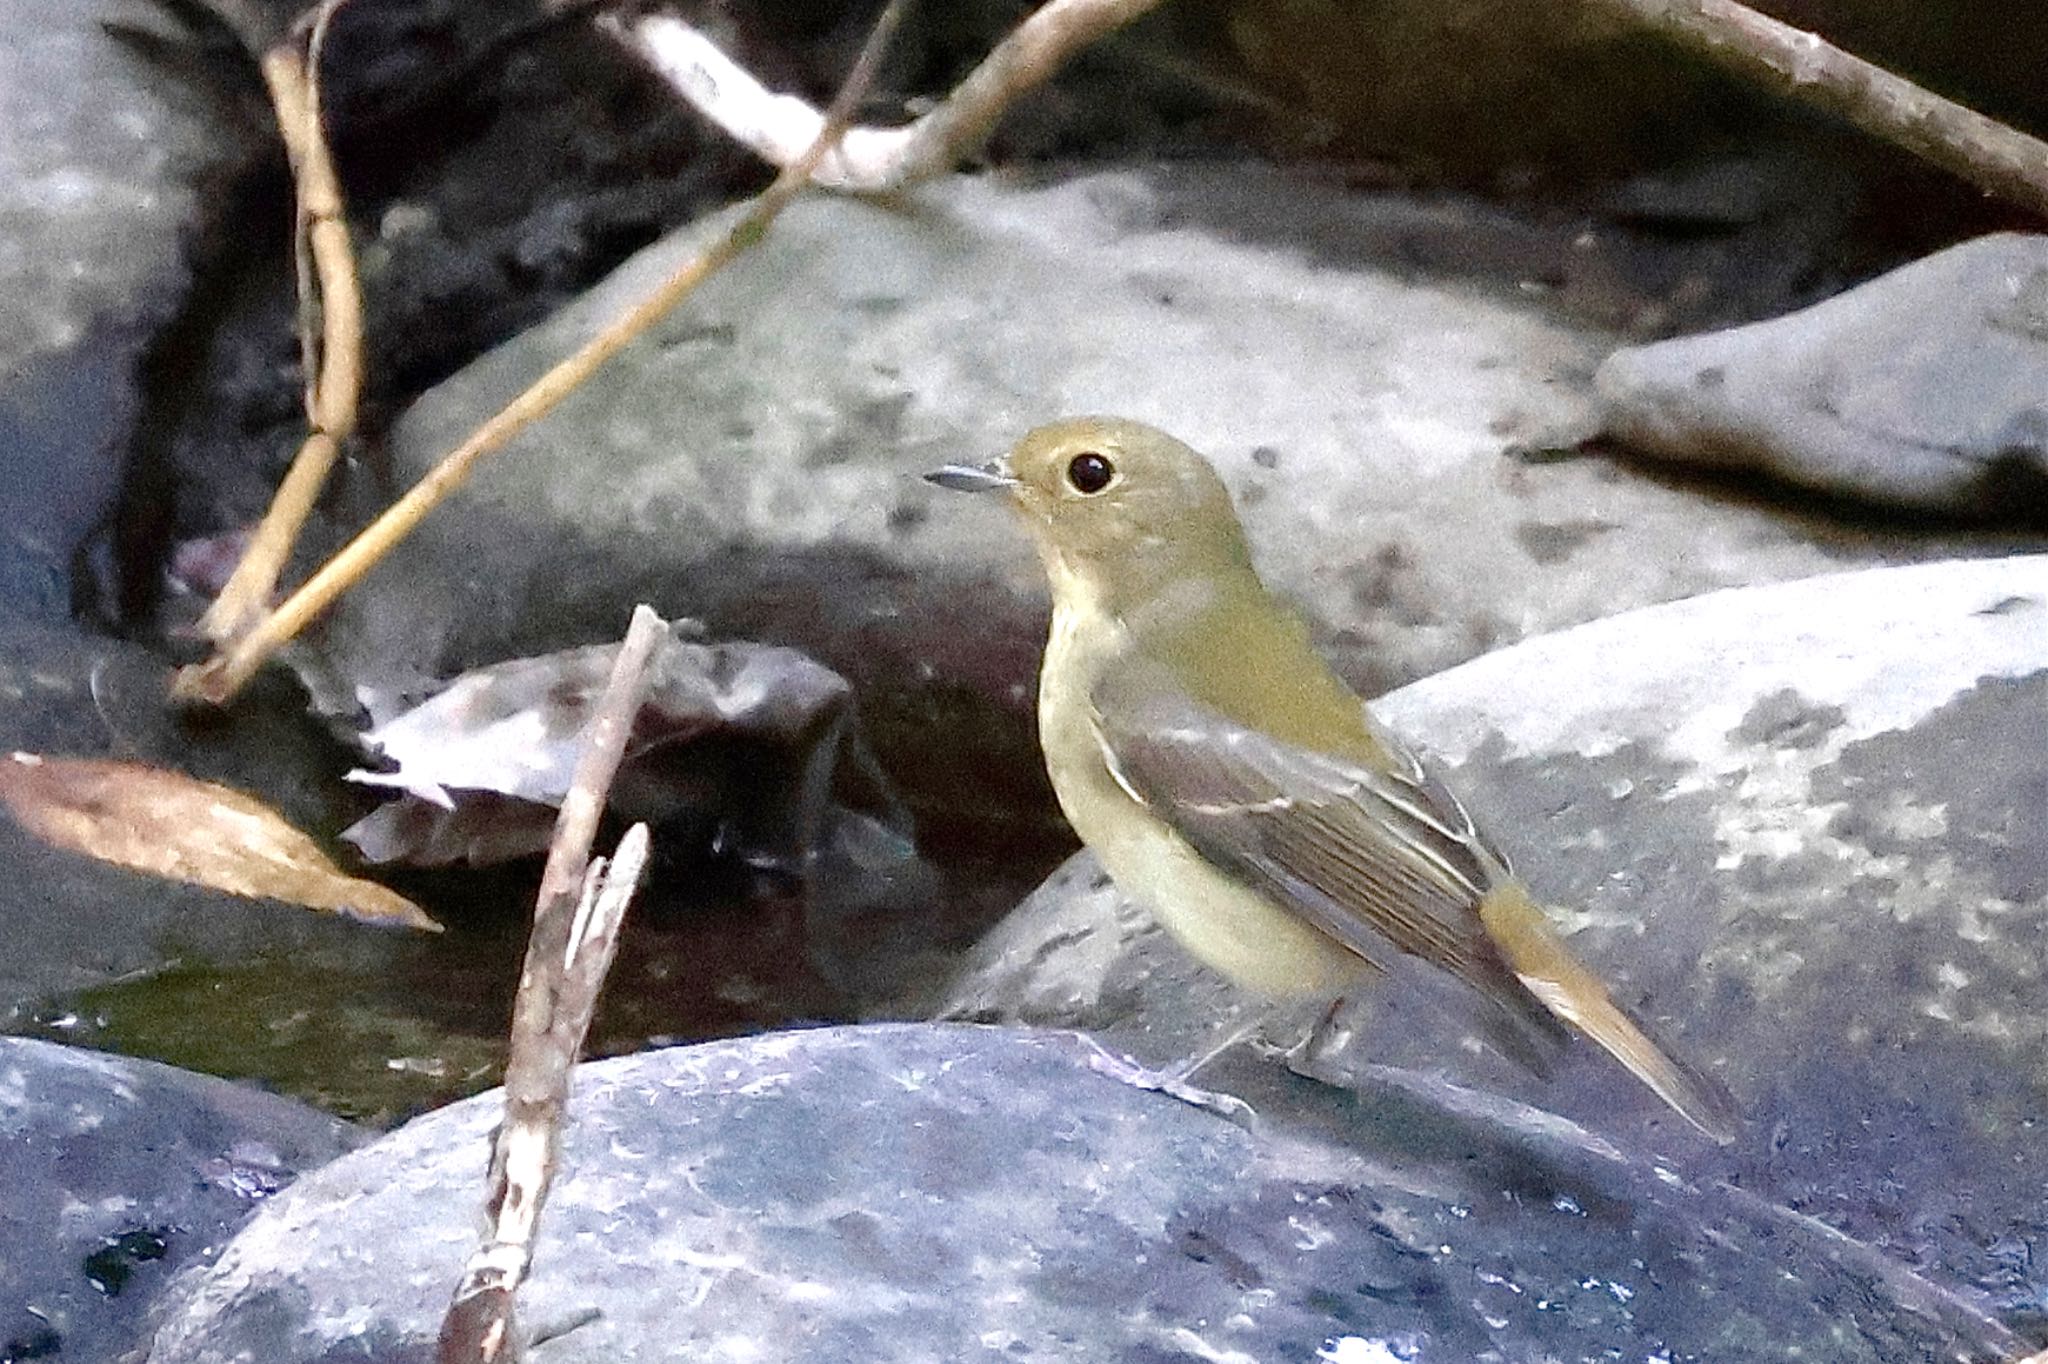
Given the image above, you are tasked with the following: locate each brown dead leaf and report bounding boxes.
[0,752,441,931]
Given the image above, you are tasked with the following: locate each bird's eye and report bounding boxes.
[1066,452,1115,495]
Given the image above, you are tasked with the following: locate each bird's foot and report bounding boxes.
[1277,996,1358,1088]
[1080,1037,1257,1127]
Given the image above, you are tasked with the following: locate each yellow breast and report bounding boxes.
[1036,599,1362,1001]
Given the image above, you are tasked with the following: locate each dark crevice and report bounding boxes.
[96,158,292,635]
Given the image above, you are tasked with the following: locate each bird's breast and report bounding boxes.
[1037,603,1361,1001]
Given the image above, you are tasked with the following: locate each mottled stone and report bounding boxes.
[0,0,259,615]
[311,164,2013,835]
[1,1038,362,1363]
[1597,233,2048,513]
[944,556,2048,1327]
[138,1024,2023,1362]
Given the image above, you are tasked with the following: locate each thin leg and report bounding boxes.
[1180,1013,1268,1082]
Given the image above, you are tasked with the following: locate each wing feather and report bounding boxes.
[1090,660,1511,995]
[1087,657,1734,1139]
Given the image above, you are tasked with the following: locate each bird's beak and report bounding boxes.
[924,459,1019,493]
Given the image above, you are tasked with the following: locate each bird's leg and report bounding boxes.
[1179,1012,1270,1082]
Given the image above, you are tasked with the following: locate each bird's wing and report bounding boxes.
[1089,657,1736,1140]
[1087,658,1515,995]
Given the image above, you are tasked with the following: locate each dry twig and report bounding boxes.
[172,0,910,707]
[201,0,367,644]
[434,604,667,1364]
[1593,0,2048,219]
[612,0,1170,193]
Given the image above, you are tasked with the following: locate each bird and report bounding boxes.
[927,416,1737,1142]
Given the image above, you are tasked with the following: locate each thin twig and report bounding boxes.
[1598,0,2048,219]
[434,602,667,1364]
[436,825,649,1364]
[611,0,1169,193]
[172,0,911,707]
[201,0,367,644]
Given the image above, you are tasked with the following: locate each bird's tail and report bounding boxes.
[1478,882,1738,1144]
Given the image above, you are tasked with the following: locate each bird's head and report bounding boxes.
[927,417,1255,613]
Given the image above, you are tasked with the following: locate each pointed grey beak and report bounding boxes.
[924,461,1019,493]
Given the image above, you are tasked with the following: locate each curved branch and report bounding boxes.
[1608,0,2048,219]
[612,0,1170,193]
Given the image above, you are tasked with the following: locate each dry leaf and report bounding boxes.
[0,752,440,931]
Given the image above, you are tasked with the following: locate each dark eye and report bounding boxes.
[1066,452,1115,494]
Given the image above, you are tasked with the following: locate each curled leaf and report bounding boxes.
[343,633,908,873]
[0,753,440,932]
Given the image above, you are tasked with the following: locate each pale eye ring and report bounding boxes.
[1066,452,1115,494]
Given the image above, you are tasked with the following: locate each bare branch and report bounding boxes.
[201,0,368,644]
[172,0,911,706]
[1601,0,2048,219]
[434,602,666,1364]
[611,0,1170,193]
[434,824,647,1363]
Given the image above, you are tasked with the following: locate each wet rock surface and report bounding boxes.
[1,1037,363,1364]
[138,1022,2026,1363]
[311,163,2024,844]
[0,614,487,1128]
[1598,232,2048,514]
[945,556,2048,1336]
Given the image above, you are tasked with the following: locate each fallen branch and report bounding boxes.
[1598,0,2048,220]
[609,0,1170,193]
[624,0,2048,218]
[172,0,910,707]
[434,603,666,1364]
[201,0,367,644]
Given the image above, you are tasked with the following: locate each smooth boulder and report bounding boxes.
[1597,233,2048,513]
[945,555,2048,1321]
[310,164,2014,834]
[0,0,261,616]
[1,1038,362,1363]
[138,1023,2024,1362]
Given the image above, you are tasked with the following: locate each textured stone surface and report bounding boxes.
[944,556,2048,1325]
[139,1023,2025,1362]
[1598,233,2048,513]
[0,0,259,616]
[0,1038,362,1364]
[312,163,2015,836]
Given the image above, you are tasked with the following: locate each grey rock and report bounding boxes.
[1597,233,2048,513]
[0,0,259,614]
[1,1037,362,1363]
[138,1023,2024,1362]
[314,164,2010,830]
[943,555,2048,1315]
